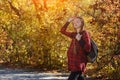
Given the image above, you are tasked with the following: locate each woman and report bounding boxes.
[60,17,91,80]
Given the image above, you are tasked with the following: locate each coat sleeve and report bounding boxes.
[60,22,74,38]
[83,31,91,52]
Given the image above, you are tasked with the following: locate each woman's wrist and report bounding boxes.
[67,19,72,22]
[67,17,75,22]
[67,21,71,23]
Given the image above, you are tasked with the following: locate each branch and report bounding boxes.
[77,5,96,18]
[96,56,114,72]
[8,0,21,17]
[98,53,110,60]
[97,52,120,72]
[32,0,43,11]
[43,0,47,9]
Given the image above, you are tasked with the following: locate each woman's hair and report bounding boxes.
[76,17,84,30]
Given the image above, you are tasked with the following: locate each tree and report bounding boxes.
[0,0,119,79]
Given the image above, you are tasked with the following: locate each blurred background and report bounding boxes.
[0,0,120,79]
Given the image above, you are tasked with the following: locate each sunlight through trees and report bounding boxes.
[0,0,119,79]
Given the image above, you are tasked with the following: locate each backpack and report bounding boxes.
[87,39,98,63]
[79,33,98,63]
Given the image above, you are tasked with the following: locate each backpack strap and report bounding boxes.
[79,30,90,55]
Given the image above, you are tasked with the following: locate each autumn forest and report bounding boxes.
[0,0,120,79]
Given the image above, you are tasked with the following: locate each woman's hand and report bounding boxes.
[76,33,82,41]
[67,17,75,22]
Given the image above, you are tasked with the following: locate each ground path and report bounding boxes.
[0,67,93,80]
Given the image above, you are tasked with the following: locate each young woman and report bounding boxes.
[60,17,91,80]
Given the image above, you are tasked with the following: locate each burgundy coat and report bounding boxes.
[60,22,91,73]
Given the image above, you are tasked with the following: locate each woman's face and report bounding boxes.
[72,18,82,29]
